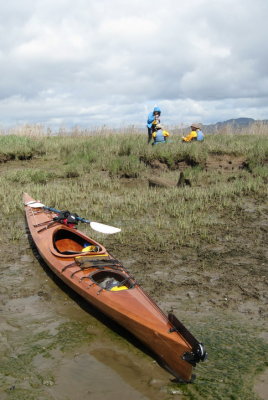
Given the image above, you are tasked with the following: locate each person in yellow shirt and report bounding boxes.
[152,124,170,145]
[182,123,204,142]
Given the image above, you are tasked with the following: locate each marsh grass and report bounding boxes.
[139,143,208,169]
[0,135,44,160]
[8,223,25,241]
[107,155,144,177]
[0,128,267,399]
[5,169,56,184]
[0,130,267,248]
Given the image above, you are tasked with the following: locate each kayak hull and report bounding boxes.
[23,193,206,381]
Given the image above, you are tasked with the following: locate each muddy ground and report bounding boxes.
[0,217,177,400]
[0,155,267,400]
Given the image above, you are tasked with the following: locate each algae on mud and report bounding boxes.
[0,223,174,400]
[0,131,267,399]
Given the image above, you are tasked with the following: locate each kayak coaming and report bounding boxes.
[23,193,204,381]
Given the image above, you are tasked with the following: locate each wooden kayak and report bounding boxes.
[23,193,207,382]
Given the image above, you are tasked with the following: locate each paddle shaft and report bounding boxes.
[43,206,90,224]
[25,199,120,234]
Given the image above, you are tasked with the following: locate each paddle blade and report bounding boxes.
[90,221,121,234]
[25,201,45,208]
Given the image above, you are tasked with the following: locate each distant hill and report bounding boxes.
[203,117,268,133]
[215,117,255,126]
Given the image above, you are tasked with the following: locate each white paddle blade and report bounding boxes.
[90,221,121,234]
[25,201,45,208]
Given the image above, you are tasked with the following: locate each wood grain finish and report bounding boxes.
[23,193,205,382]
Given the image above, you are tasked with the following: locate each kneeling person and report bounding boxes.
[182,123,204,142]
[152,124,170,145]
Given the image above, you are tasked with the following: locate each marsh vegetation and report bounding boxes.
[0,126,267,399]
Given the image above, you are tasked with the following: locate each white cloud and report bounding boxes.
[0,0,267,129]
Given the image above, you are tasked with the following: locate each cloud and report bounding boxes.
[0,0,267,128]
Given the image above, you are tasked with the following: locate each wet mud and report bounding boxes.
[0,221,181,400]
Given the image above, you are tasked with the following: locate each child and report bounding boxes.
[182,123,204,142]
[152,124,170,145]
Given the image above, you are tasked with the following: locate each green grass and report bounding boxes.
[0,135,45,160]
[5,169,56,184]
[0,131,267,247]
[0,128,267,399]
[177,314,268,400]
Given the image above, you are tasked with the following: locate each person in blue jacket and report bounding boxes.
[147,106,161,143]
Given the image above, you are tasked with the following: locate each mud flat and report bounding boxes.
[0,227,179,400]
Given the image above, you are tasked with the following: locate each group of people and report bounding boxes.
[147,106,204,145]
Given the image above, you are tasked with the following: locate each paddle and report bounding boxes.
[25,201,121,234]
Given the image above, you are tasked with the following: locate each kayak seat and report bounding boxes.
[53,229,102,255]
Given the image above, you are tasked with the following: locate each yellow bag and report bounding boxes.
[110,285,128,291]
[82,245,98,252]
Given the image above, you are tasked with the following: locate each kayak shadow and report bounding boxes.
[25,224,174,379]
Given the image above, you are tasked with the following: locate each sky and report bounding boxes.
[0,0,268,129]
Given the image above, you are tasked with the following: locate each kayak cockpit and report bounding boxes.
[91,270,133,291]
[52,228,106,256]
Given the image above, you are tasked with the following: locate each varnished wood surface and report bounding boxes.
[23,193,194,381]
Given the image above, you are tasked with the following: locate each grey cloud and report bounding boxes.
[0,0,267,128]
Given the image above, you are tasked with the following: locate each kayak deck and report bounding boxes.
[23,193,207,381]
